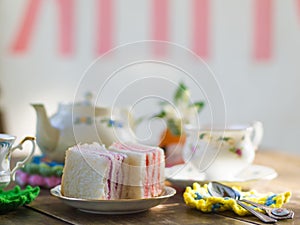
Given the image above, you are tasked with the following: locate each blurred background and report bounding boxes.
[0,0,299,155]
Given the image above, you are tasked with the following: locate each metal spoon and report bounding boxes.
[207,182,277,223]
[208,182,294,220]
[241,198,294,220]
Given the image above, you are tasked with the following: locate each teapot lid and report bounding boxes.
[57,92,94,111]
[71,92,113,116]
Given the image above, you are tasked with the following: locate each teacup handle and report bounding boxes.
[251,121,263,150]
[10,136,35,181]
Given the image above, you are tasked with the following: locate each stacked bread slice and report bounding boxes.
[61,143,126,200]
[61,142,165,200]
[109,142,165,199]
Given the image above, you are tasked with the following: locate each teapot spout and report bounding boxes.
[31,104,60,154]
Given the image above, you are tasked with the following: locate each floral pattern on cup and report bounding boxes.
[229,147,242,157]
[183,122,263,181]
[199,133,245,157]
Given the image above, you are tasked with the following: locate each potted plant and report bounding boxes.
[153,82,205,167]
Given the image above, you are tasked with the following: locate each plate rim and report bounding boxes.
[165,164,278,184]
[50,185,176,203]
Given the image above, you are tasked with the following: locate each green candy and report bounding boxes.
[21,162,64,177]
[51,165,63,177]
[39,163,52,177]
[22,163,40,174]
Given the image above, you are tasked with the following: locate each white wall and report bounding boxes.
[1,0,300,155]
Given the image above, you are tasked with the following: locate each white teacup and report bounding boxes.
[183,121,263,181]
[0,134,35,188]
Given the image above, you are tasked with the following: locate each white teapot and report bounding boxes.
[32,93,136,162]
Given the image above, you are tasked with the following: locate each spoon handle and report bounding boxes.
[241,199,294,220]
[237,200,277,223]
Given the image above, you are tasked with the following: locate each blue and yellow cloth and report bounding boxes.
[183,183,291,216]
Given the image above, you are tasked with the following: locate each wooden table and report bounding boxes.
[1,150,299,225]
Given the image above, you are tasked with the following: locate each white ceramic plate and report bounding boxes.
[166,164,278,189]
[50,185,176,214]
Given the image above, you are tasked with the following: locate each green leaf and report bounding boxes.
[191,101,205,113]
[167,119,181,136]
[199,133,207,139]
[158,101,168,106]
[153,111,166,118]
[134,116,144,126]
[174,82,187,103]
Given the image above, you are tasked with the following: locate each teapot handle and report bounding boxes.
[250,121,263,151]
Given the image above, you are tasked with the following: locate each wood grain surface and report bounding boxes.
[1,150,299,224]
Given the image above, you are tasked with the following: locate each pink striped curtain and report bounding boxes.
[96,0,114,55]
[192,0,210,59]
[253,0,273,61]
[152,0,169,56]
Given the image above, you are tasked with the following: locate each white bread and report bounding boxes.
[61,143,126,200]
[61,142,165,200]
